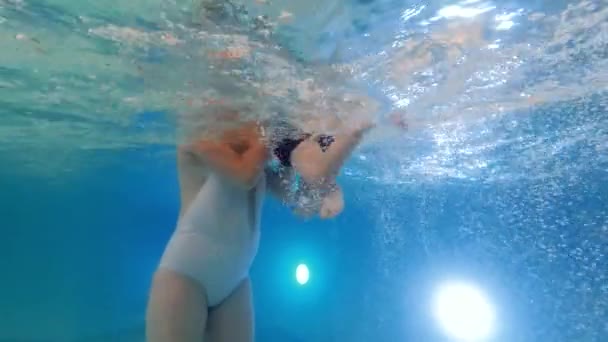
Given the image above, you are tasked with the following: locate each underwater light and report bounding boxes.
[295,264,309,285]
[433,281,496,341]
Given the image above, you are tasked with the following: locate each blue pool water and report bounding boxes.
[1,0,608,341]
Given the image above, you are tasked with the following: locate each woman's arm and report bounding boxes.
[185,124,268,189]
[193,140,267,189]
[176,146,210,218]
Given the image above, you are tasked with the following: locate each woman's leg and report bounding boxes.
[206,277,255,342]
[146,269,208,342]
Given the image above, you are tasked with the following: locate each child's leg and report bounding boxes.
[290,112,408,188]
[319,185,344,219]
[146,269,208,342]
[291,121,374,186]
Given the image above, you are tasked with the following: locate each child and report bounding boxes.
[270,115,376,218]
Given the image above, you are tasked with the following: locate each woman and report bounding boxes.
[146,117,269,342]
[145,110,376,341]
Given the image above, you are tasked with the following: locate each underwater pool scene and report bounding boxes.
[1,0,607,341]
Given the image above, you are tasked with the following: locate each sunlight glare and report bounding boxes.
[296,264,310,285]
[433,281,496,341]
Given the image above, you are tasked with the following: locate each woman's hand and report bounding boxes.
[189,120,268,189]
[220,121,264,153]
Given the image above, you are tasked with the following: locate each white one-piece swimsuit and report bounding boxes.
[159,172,265,307]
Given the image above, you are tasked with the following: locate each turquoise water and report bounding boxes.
[1,0,608,341]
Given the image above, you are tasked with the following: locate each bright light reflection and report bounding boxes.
[433,281,496,341]
[496,20,513,30]
[401,5,426,22]
[495,9,523,30]
[435,4,495,20]
[295,264,309,285]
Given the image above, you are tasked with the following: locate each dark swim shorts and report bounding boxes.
[273,132,335,167]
